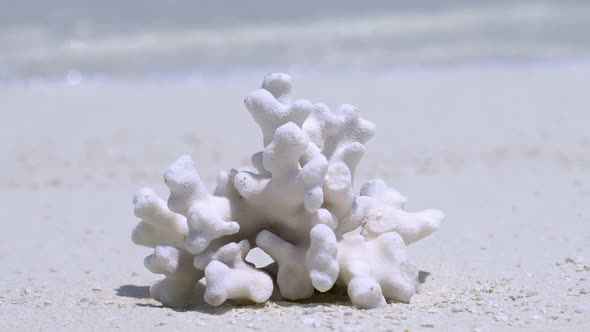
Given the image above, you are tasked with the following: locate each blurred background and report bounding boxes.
[2,0,590,81]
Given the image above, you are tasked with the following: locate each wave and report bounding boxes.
[1,1,589,79]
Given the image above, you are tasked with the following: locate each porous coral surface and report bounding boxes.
[130,73,444,309]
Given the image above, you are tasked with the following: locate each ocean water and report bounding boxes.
[2,0,590,80]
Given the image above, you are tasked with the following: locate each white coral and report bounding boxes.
[202,240,273,306]
[144,245,202,307]
[353,179,444,245]
[131,187,187,248]
[129,73,443,309]
[338,232,419,308]
[245,73,314,147]
[256,223,339,300]
[163,155,240,254]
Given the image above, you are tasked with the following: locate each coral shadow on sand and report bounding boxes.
[117,271,431,311]
[116,285,151,299]
[419,271,431,284]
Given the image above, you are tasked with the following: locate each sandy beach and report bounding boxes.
[1,64,589,331]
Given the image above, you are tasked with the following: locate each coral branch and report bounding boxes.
[256,230,314,300]
[354,180,444,245]
[297,154,329,212]
[164,155,210,217]
[132,187,187,248]
[256,224,339,299]
[186,208,239,254]
[163,155,240,254]
[306,224,339,292]
[338,232,419,309]
[245,73,314,147]
[144,245,202,307]
[262,122,309,175]
[322,104,377,163]
[203,241,273,306]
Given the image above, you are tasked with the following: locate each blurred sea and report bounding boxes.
[2,0,590,81]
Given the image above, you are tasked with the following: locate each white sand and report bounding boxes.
[1,64,589,331]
